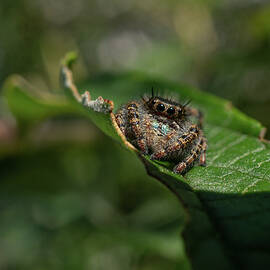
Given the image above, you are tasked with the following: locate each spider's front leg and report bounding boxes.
[173,136,207,174]
[115,108,127,135]
[127,102,148,154]
[151,125,199,160]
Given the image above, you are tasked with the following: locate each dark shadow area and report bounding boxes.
[198,190,270,269]
[1,0,270,138]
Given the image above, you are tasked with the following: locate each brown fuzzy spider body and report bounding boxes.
[115,93,207,174]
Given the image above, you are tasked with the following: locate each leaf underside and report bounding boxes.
[3,71,270,270]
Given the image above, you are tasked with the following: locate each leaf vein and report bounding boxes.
[209,136,247,164]
[226,146,265,167]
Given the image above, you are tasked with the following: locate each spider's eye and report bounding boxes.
[167,107,175,116]
[156,103,165,112]
[178,108,182,115]
[151,99,156,105]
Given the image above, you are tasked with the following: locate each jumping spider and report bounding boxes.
[61,62,206,175]
[115,89,207,174]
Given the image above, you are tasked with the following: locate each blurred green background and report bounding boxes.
[0,0,270,269]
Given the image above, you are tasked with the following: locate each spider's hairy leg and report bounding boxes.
[115,108,127,135]
[151,125,199,160]
[127,102,148,154]
[185,107,204,129]
[111,109,137,152]
[173,137,205,174]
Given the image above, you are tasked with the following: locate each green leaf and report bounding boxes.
[2,63,270,269]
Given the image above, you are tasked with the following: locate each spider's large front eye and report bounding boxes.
[167,107,175,116]
[156,103,165,112]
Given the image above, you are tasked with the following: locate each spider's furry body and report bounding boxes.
[115,92,207,174]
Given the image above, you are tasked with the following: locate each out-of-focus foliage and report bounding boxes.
[0,0,270,133]
[0,123,190,269]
